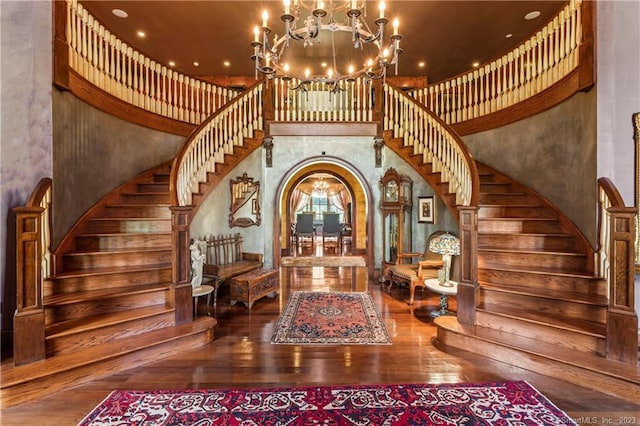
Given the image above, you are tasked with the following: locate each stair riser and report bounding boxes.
[478,206,554,219]
[75,233,171,251]
[88,219,171,233]
[435,327,638,404]
[102,205,171,218]
[137,183,170,193]
[46,312,175,357]
[479,184,514,194]
[479,194,537,204]
[62,250,172,270]
[478,219,563,234]
[478,234,576,251]
[479,289,607,325]
[475,310,605,355]
[45,291,169,325]
[153,173,170,183]
[478,268,607,296]
[44,268,172,296]
[478,251,587,272]
[121,193,171,204]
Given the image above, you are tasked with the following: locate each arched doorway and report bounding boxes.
[272,157,375,277]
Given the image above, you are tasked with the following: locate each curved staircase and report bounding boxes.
[386,131,639,402]
[1,163,218,408]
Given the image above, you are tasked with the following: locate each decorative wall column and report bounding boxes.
[263,137,274,168]
[373,138,384,168]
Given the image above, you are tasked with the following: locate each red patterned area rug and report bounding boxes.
[78,381,577,425]
[270,291,391,345]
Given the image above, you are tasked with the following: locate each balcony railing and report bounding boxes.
[64,0,237,125]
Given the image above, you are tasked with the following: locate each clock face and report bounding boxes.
[385,181,399,202]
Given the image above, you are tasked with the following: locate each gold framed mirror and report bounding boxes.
[229,172,261,228]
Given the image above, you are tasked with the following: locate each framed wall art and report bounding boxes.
[418,196,435,223]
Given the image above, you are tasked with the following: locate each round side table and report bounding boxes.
[424,278,458,318]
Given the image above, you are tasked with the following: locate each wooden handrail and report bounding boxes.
[383,81,480,208]
[597,177,638,365]
[169,79,265,207]
[60,0,238,125]
[410,0,585,127]
[13,178,52,366]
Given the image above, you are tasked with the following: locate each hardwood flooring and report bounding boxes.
[2,265,639,425]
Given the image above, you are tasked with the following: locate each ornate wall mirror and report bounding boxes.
[229,172,261,227]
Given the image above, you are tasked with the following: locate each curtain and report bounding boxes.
[330,189,351,220]
[290,189,310,222]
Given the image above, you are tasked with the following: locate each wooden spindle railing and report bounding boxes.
[170,80,264,207]
[596,177,638,365]
[411,0,584,126]
[64,0,237,125]
[272,77,374,122]
[13,178,52,366]
[383,82,479,207]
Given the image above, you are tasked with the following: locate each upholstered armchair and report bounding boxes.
[387,231,445,305]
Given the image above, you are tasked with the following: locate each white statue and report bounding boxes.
[190,240,207,288]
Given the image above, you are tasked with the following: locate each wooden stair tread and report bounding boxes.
[51,264,171,279]
[478,247,584,256]
[64,247,171,256]
[478,231,572,237]
[45,304,174,338]
[478,265,596,280]
[45,282,170,306]
[479,217,559,222]
[476,302,606,336]
[89,217,169,221]
[1,317,217,388]
[435,316,640,384]
[105,203,171,207]
[76,232,171,237]
[479,281,608,305]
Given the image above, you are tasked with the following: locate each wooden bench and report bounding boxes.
[202,233,263,306]
[229,268,279,309]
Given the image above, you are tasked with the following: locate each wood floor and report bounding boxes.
[2,265,639,425]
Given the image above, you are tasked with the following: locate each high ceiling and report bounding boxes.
[79,1,566,84]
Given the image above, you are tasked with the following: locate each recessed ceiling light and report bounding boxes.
[505,33,513,38]
[136,31,146,38]
[524,11,541,20]
[223,61,231,67]
[112,9,128,18]
[193,61,200,67]
[168,61,176,67]
[472,61,480,68]
[418,61,425,68]
[321,62,327,68]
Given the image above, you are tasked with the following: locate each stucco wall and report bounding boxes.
[463,90,598,247]
[0,0,53,343]
[52,90,184,247]
[190,136,458,270]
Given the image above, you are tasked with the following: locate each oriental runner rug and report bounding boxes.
[271,291,391,345]
[78,381,577,425]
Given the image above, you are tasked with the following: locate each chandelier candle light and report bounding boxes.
[251,0,403,89]
[429,233,460,288]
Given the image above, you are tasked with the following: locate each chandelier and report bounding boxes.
[251,0,403,89]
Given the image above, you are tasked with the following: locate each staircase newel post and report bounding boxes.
[263,79,275,122]
[13,206,46,366]
[372,79,384,124]
[53,0,70,91]
[170,206,194,324]
[456,206,479,325]
[605,207,639,364]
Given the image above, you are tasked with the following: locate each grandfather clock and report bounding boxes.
[380,168,412,269]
